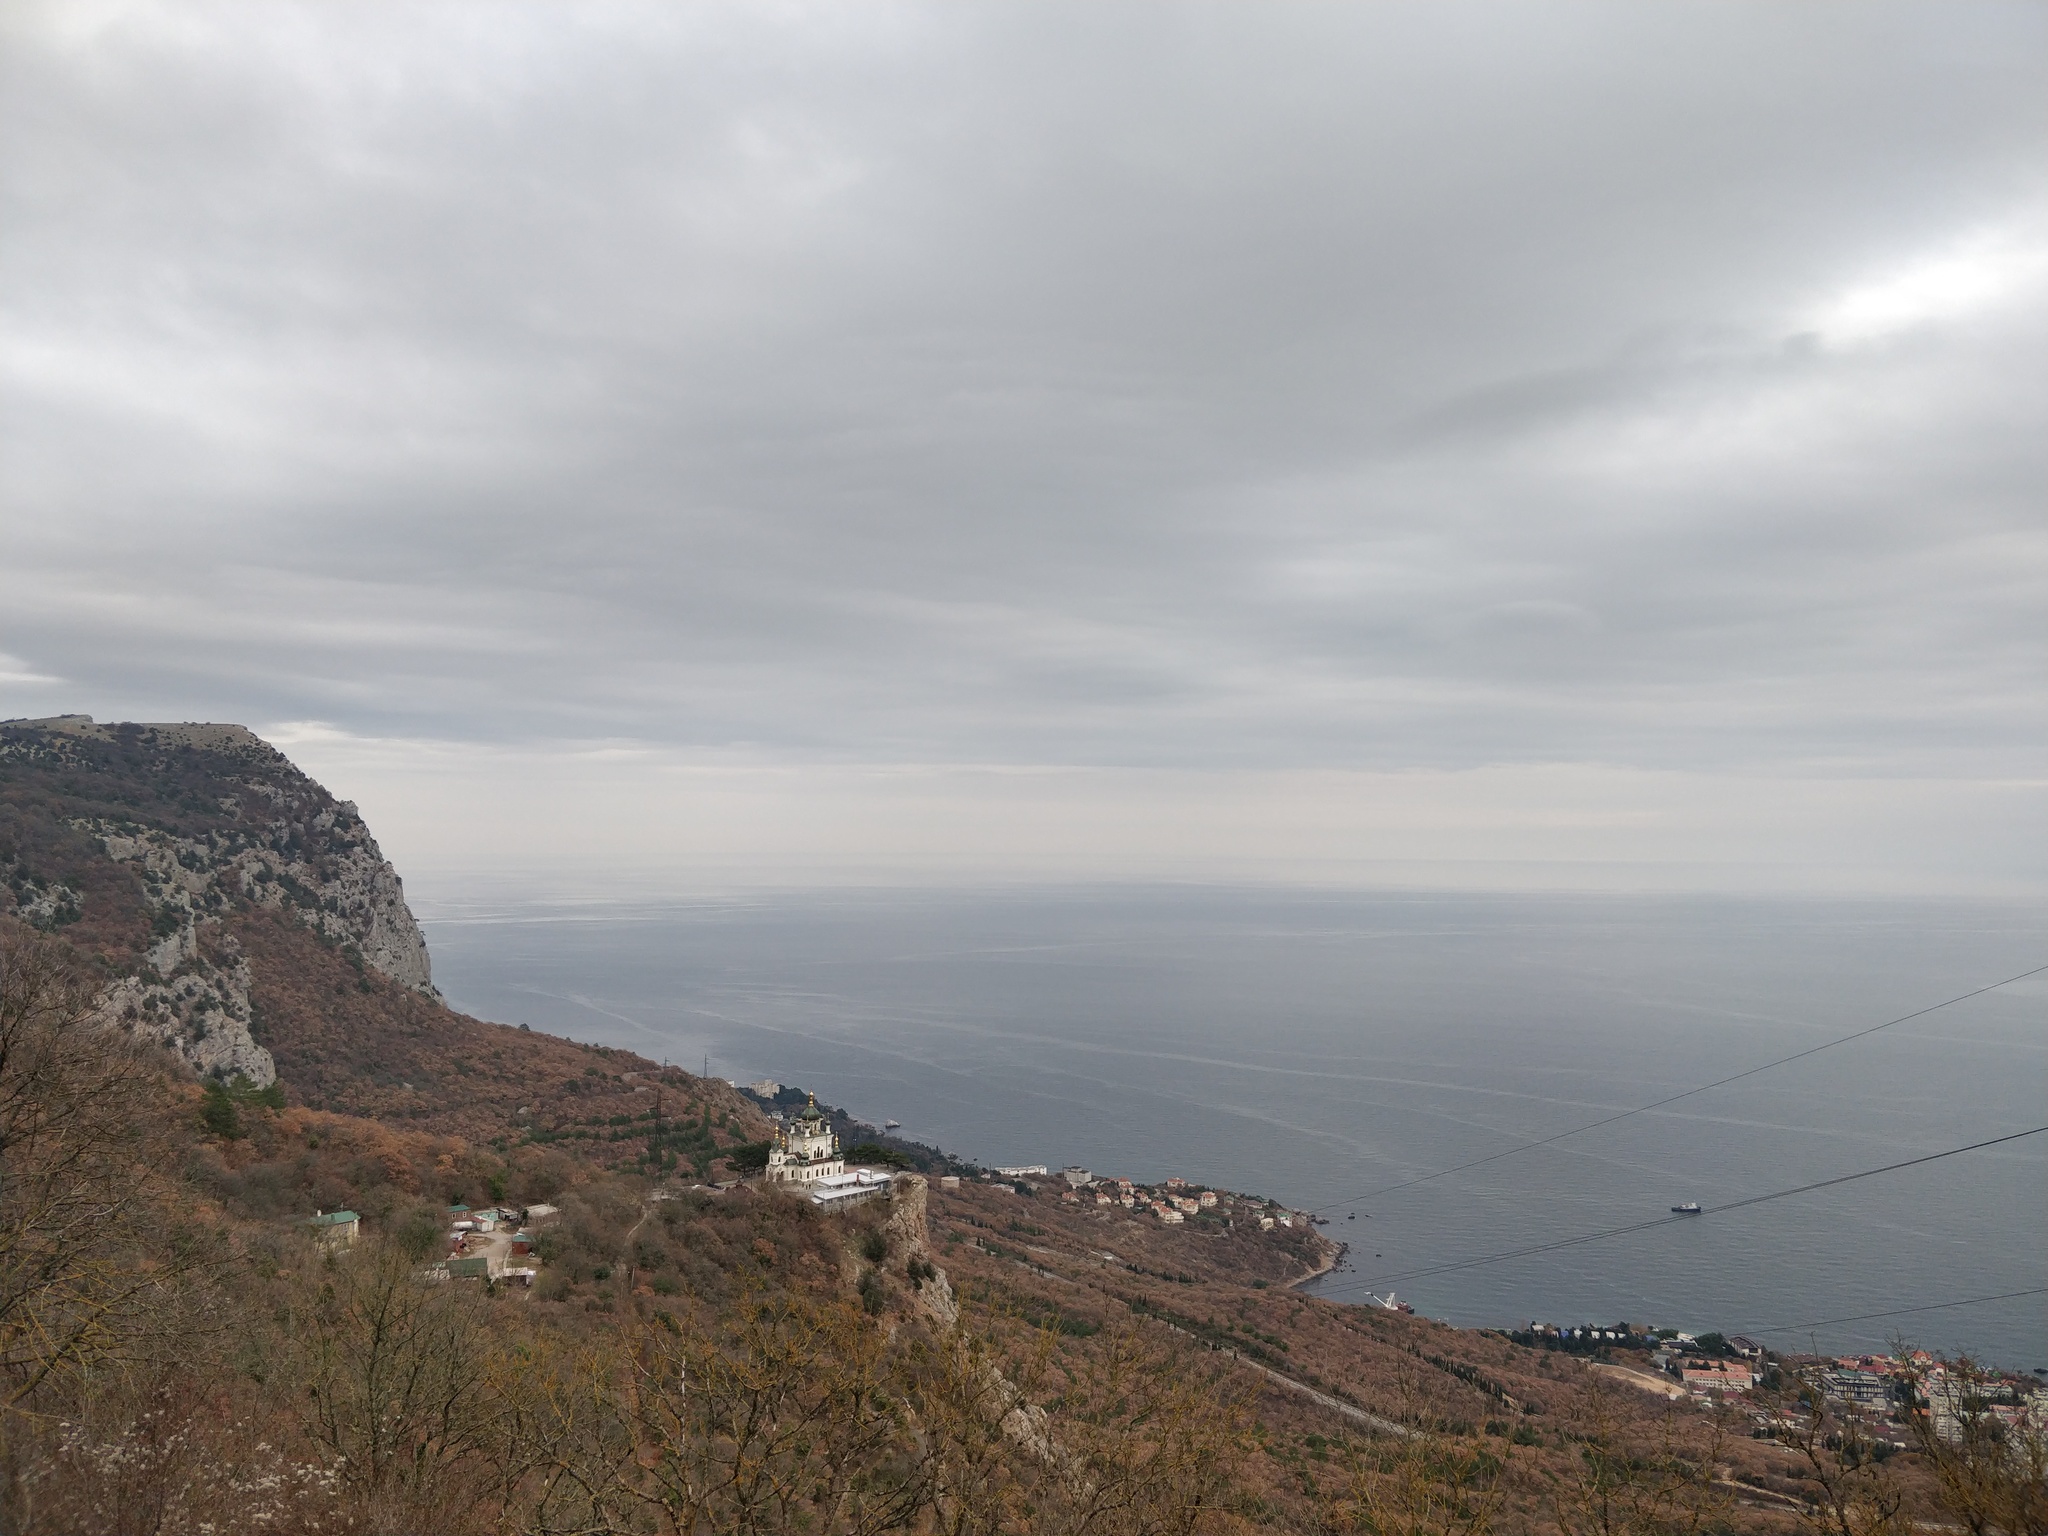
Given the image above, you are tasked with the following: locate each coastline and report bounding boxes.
[1285,1234,1345,1290]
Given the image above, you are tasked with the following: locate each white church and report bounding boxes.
[764,1095,845,1185]
[764,1094,894,1210]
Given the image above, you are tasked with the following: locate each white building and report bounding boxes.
[808,1168,895,1210]
[765,1095,845,1185]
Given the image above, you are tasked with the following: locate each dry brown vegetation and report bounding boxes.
[3,722,2042,1533]
[5,922,2046,1534]
[227,906,768,1159]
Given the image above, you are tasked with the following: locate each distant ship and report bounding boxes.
[884,1119,900,1130]
[1671,1201,1702,1214]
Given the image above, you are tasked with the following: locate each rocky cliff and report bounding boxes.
[0,714,768,1158]
[0,715,434,1085]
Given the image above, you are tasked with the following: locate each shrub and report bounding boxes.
[844,1141,914,1168]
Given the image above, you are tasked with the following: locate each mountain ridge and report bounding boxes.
[0,713,768,1158]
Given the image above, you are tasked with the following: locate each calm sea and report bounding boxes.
[417,887,2045,1368]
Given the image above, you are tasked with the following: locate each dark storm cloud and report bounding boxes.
[3,0,2044,776]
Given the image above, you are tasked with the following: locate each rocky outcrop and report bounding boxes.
[75,790,436,1084]
[98,930,271,1084]
[1,716,438,1085]
[77,765,434,996]
[882,1174,959,1328]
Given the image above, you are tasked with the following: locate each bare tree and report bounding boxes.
[284,1235,502,1520]
[0,1365,348,1536]
[0,932,194,1407]
[1027,1322,1254,1536]
[1322,1435,1504,1536]
[1546,1378,1732,1536]
[1757,1366,1911,1536]
[608,1285,926,1535]
[1896,1351,2048,1536]
[900,1314,1042,1536]
[1319,1359,1504,1536]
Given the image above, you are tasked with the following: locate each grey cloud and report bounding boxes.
[1,0,2043,785]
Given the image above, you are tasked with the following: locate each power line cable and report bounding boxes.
[1310,1125,2048,1302]
[1745,1287,2048,1336]
[1705,1125,2048,1214]
[1310,963,2047,1215]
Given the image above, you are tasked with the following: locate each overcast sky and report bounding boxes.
[3,2,2043,894]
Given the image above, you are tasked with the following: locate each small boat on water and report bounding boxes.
[884,1119,900,1129]
[1671,1201,1702,1215]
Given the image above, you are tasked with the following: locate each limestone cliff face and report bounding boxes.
[0,716,437,1086]
[881,1174,959,1329]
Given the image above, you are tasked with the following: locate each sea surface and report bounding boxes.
[417,887,2045,1368]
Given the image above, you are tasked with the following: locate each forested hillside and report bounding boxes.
[0,719,2027,1535]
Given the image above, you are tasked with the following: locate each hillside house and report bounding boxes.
[304,1209,360,1249]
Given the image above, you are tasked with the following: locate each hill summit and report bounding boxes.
[0,713,762,1151]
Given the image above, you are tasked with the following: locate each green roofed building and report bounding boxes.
[304,1209,360,1249]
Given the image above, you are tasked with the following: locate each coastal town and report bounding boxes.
[1509,1321,2048,1434]
[302,1078,2047,1463]
[746,1087,1331,1251]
